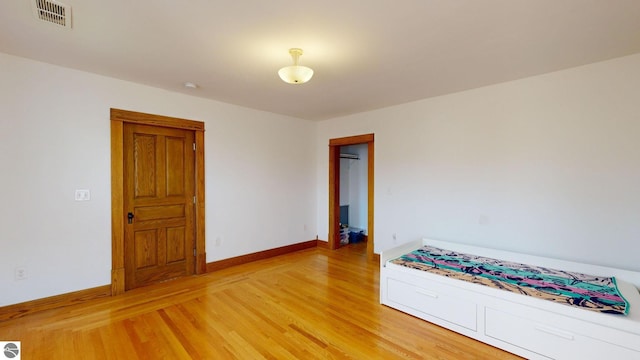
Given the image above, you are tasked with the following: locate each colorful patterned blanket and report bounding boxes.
[390,245,629,315]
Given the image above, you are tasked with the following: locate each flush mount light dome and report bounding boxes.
[278,48,314,84]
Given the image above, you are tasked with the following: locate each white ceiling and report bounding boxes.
[2,1,640,121]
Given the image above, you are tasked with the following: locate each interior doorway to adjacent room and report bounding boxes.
[328,134,374,259]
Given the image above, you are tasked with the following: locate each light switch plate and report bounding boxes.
[75,189,91,201]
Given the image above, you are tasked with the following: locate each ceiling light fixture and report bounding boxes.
[278,48,313,84]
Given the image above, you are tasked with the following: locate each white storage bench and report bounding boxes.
[380,239,640,360]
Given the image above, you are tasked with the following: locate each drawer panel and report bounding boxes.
[485,307,639,359]
[387,278,477,331]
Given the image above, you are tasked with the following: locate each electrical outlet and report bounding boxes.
[15,267,27,280]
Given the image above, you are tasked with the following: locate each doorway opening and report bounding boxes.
[328,134,374,259]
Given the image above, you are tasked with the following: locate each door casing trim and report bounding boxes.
[328,134,374,258]
[110,108,206,296]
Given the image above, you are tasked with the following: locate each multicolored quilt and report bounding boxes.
[390,245,629,315]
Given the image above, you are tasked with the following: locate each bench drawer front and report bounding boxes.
[485,307,639,359]
[387,278,477,331]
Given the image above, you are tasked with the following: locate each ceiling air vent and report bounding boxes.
[31,0,72,29]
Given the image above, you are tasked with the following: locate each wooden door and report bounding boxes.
[123,123,195,290]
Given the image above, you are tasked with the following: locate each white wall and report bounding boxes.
[339,158,350,207]
[339,144,368,231]
[3,50,639,307]
[316,53,640,271]
[0,52,317,306]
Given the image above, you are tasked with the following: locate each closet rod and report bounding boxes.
[340,153,360,160]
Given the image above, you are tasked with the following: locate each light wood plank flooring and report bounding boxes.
[0,243,522,359]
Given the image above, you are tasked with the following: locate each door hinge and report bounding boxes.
[193,248,197,257]
[193,142,196,151]
[193,196,196,204]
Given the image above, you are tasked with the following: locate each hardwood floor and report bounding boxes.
[0,243,522,359]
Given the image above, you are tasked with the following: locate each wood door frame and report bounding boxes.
[110,108,206,296]
[328,134,374,259]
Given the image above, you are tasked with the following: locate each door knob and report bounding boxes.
[127,212,134,224]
